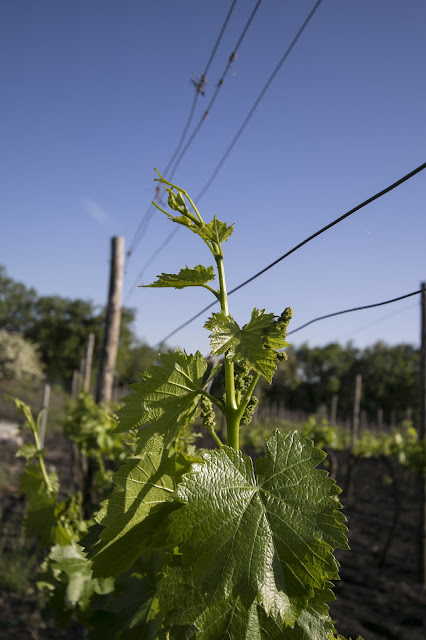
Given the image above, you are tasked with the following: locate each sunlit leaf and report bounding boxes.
[145,265,216,290]
[169,430,348,625]
[89,439,190,577]
[117,350,207,452]
[205,308,289,382]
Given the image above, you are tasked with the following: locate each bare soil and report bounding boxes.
[0,433,425,639]
[330,451,425,640]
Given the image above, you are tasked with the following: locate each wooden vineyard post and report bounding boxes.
[71,370,80,399]
[377,407,384,433]
[82,237,124,515]
[96,237,125,404]
[330,394,338,426]
[70,371,82,490]
[419,281,426,587]
[350,374,362,452]
[83,332,95,393]
[344,374,362,498]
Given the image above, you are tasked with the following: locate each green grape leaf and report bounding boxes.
[205,362,223,386]
[25,498,73,546]
[164,212,197,231]
[19,465,72,545]
[160,195,233,247]
[19,464,48,495]
[16,442,40,462]
[19,463,60,499]
[78,522,104,554]
[194,216,234,245]
[86,555,162,640]
[168,598,259,640]
[145,265,216,290]
[89,443,191,577]
[191,595,335,640]
[205,308,289,382]
[205,311,240,354]
[40,543,114,610]
[5,395,36,432]
[169,430,348,626]
[161,568,336,639]
[117,350,207,449]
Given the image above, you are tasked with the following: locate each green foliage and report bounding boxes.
[9,175,366,639]
[0,264,99,384]
[265,341,419,425]
[117,350,207,451]
[89,439,191,577]
[19,466,75,546]
[166,431,347,627]
[146,264,216,290]
[0,265,155,385]
[64,392,131,505]
[205,308,290,383]
[0,265,37,332]
[38,542,114,612]
[195,215,234,245]
[84,555,163,639]
[26,295,104,383]
[116,338,158,387]
[65,393,125,463]
[9,396,83,546]
[11,397,120,628]
[82,173,353,637]
[0,378,68,432]
[161,583,336,639]
[354,421,425,474]
[243,412,425,476]
[301,416,348,452]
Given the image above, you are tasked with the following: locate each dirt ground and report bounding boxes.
[0,433,425,640]
[330,451,425,640]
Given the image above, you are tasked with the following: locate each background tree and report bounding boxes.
[115,307,158,385]
[264,342,359,413]
[1,265,419,419]
[357,342,419,422]
[116,341,158,385]
[0,265,157,387]
[0,265,36,333]
[0,330,44,382]
[263,341,419,425]
[25,295,103,383]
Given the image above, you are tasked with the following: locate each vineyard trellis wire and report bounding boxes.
[125,0,258,271]
[153,161,426,346]
[125,0,323,295]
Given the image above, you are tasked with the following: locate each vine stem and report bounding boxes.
[33,422,54,494]
[208,425,224,448]
[215,251,239,450]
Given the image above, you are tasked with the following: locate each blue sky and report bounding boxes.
[1,0,425,357]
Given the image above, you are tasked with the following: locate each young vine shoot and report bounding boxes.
[12,172,365,639]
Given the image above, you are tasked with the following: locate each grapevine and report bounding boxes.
[86,171,354,638]
[11,173,365,639]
